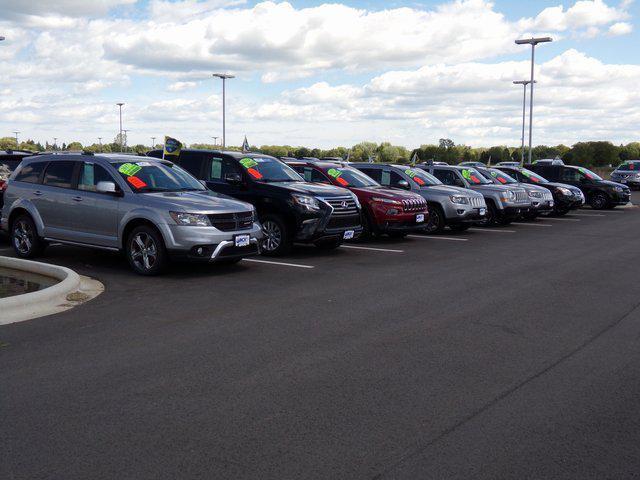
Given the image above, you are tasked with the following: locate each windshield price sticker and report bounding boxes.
[405,169,425,185]
[462,169,481,184]
[239,158,263,179]
[127,176,147,189]
[578,167,594,179]
[119,163,142,176]
[328,168,349,186]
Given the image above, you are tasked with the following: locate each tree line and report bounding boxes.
[1,136,638,168]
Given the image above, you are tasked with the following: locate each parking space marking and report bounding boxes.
[511,222,553,227]
[407,235,469,242]
[243,258,315,269]
[570,213,605,217]
[541,217,581,222]
[469,228,516,233]
[341,245,404,253]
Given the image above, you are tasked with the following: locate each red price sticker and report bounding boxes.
[336,177,349,187]
[413,177,425,185]
[497,177,507,184]
[247,168,263,179]
[127,176,147,189]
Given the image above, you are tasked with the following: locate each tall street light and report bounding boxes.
[151,136,156,149]
[53,137,58,151]
[13,131,19,147]
[513,80,536,165]
[98,137,103,152]
[212,73,235,148]
[116,102,125,152]
[211,136,219,146]
[515,37,552,164]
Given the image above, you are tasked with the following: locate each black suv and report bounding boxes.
[526,163,630,209]
[0,150,34,209]
[494,165,584,215]
[148,149,362,255]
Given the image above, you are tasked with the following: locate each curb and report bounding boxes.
[0,257,101,324]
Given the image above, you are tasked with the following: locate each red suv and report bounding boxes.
[286,160,428,238]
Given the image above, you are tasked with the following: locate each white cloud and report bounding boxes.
[0,0,137,18]
[168,81,198,91]
[608,21,633,35]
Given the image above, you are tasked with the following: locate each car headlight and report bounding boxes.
[507,190,516,199]
[558,187,572,196]
[449,195,469,204]
[292,193,320,211]
[614,186,624,192]
[372,197,402,205]
[528,191,542,198]
[170,212,211,227]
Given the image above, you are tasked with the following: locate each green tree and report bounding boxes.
[66,141,83,151]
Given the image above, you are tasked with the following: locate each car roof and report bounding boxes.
[26,152,157,164]
[286,160,348,170]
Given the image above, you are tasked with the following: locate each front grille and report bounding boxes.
[402,198,426,212]
[515,191,529,203]
[542,191,554,201]
[322,196,359,216]
[327,214,361,230]
[470,197,486,208]
[207,211,253,231]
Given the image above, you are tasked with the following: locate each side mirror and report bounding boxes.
[396,180,411,190]
[96,181,119,195]
[224,172,242,184]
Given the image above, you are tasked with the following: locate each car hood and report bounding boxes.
[267,181,351,197]
[350,186,423,201]
[422,184,483,197]
[470,184,524,193]
[517,183,548,194]
[599,179,629,189]
[142,190,253,213]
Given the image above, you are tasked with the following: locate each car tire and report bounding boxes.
[589,192,609,210]
[260,214,291,256]
[478,201,498,227]
[11,214,46,258]
[359,211,377,240]
[126,225,167,275]
[424,204,445,233]
[448,224,470,232]
[314,238,342,250]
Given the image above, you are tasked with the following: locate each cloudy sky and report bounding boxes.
[0,0,638,149]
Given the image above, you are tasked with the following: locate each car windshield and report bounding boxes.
[404,168,441,186]
[114,160,205,193]
[324,166,378,187]
[482,168,518,184]
[460,168,492,185]
[576,167,602,181]
[519,168,548,184]
[617,162,640,172]
[238,156,303,182]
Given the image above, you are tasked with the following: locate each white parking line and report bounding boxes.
[243,258,315,269]
[511,222,553,227]
[469,228,516,233]
[341,245,404,253]
[407,235,469,242]
[570,213,605,217]
[541,217,581,222]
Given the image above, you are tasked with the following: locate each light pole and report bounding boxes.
[212,73,235,148]
[116,102,124,152]
[515,37,552,164]
[98,137,103,151]
[151,136,156,149]
[53,137,58,151]
[513,80,536,165]
[211,136,219,146]
[13,131,19,148]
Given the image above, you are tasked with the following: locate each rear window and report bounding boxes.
[43,161,77,189]
[14,162,47,184]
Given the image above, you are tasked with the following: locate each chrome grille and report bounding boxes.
[470,197,486,208]
[322,196,359,216]
[515,190,529,203]
[402,198,426,212]
[207,211,254,231]
[542,191,554,201]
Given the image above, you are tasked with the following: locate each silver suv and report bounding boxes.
[0,153,263,275]
[611,160,640,190]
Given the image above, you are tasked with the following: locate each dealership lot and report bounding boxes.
[2,199,640,479]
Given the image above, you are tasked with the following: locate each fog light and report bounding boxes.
[387,209,399,215]
[197,247,204,255]
[457,209,465,214]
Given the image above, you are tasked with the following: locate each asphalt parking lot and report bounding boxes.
[2,196,640,479]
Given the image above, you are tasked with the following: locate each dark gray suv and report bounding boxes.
[1,153,263,275]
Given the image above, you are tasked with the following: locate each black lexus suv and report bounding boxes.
[526,163,630,209]
[148,149,362,255]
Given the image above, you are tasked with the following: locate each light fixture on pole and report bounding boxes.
[515,36,552,164]
[13,131,19,147]
[212,136,219,146]
[116,102,125,152]
[513,80,536,165]
[98,137,103,151]
[212,73,235,148]
[151,136,156,148]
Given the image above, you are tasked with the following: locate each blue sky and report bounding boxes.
[0,0,638,148]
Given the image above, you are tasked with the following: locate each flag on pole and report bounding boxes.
[410,152,419,166]
[367,153,375,163]
[163,136,182,159]
[241,136,250,153]
[487,155,492,166]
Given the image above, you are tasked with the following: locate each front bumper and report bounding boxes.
[529,199,555,213]
[611,191,631,205]
[294,207,363,242]
[161,222,263,262]
[448,207,487,224]
[372,207,429,233]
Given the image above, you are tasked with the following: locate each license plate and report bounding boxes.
[416,214,425,223]
[343,230,355,240]
[234,234,250,247]
[479,208,486,215]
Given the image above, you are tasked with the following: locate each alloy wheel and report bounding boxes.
[130,232,158,271]
[13,219,34,255]
[425,209,441,233]
[262,220,282,252]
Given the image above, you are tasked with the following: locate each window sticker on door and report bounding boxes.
[405,169,425,185]
[119,163,141,176]
[127,175,147,189]
[239,157,263,179]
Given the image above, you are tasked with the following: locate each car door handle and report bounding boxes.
[34,190,43,196]
[72,196,83,202]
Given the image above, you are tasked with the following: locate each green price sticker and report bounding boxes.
[119,163,141,176]
[405,169,416,178]
[239,158,258,169]
[462,169,472,180]
[327,168,342,178]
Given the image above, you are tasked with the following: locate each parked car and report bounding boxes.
[1,153,263,275]
[458,161,485,167]
[474,166,554,219]
[533,158,564,166]
[418,164,530,226]
[611,160,640,190]
[147,149,363,255]
[526,163,630,209]
[495,161,521,167]
[351,163,486,233]
[1,150,35,209]
[286,160,429,238]
[494,165,584,215]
